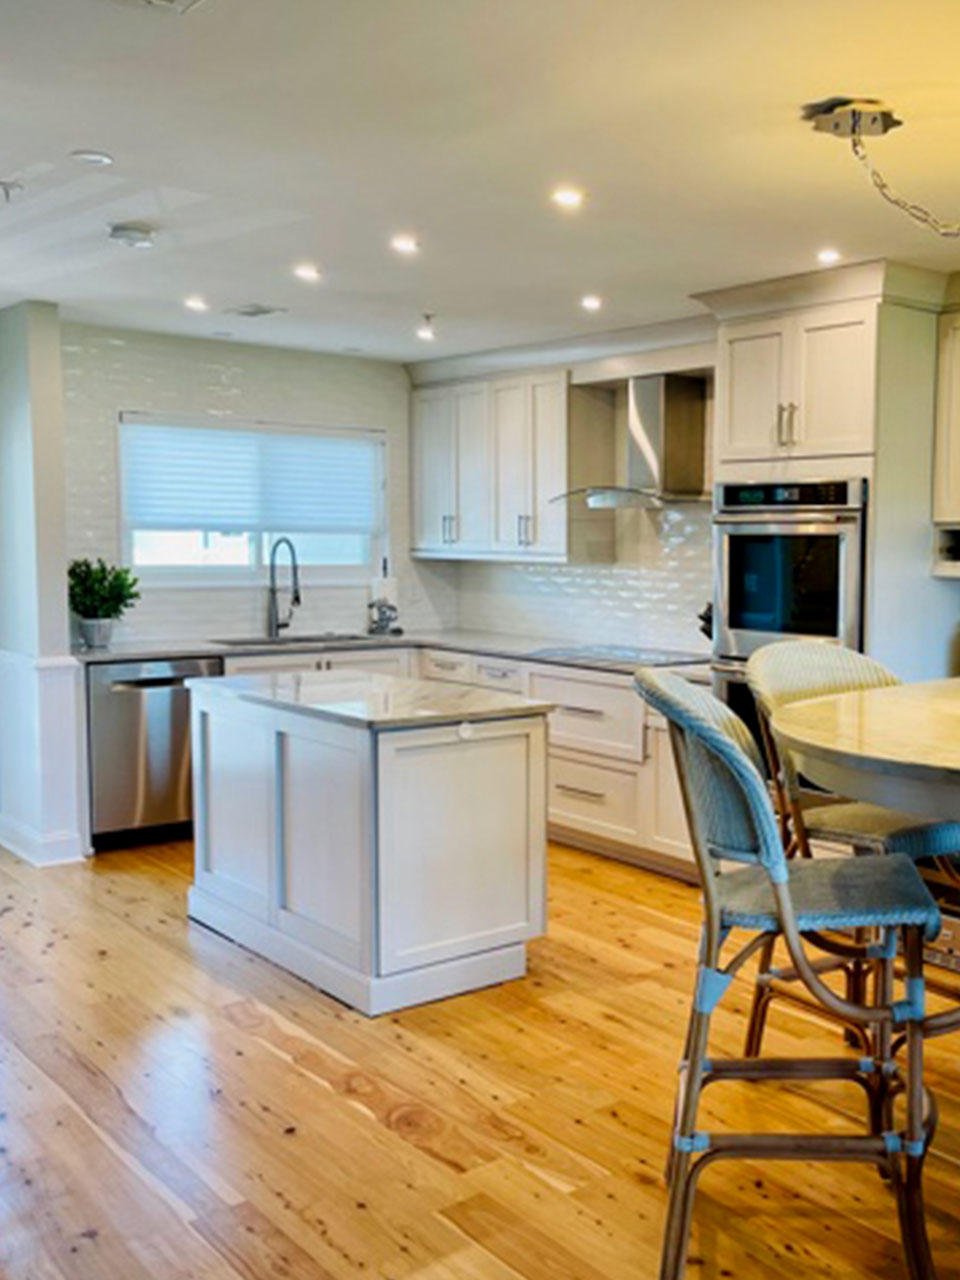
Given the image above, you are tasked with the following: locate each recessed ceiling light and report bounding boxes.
[108,221,155,249]
[581,294,602,311]
[71,149,114,167]
[551,185,585,210]
[184,295,209,312]
[390,233,420,255]
[817,247,842,265]
[416,313,436,341]
[293,262,321,283]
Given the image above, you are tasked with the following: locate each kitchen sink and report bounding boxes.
[212,632,375,646]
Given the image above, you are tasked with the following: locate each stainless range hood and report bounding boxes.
[554,373,707,509]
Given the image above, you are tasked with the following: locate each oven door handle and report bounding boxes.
[713,512,860,527]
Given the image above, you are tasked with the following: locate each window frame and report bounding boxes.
[116,412,389,588]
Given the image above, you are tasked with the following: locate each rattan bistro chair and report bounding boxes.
[634,668,941,1280]
[744,641,960,1056]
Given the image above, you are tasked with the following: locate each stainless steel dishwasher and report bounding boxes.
[87,657,223,837]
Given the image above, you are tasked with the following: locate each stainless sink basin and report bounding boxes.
[212,632,372,647]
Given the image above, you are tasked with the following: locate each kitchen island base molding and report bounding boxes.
[188,888,526,1014]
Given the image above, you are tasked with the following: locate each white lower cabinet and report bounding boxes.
[417,649,694,878]
[224,647,410,678]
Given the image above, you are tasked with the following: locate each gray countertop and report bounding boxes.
[189,670,554,730]
[72,627,711,678]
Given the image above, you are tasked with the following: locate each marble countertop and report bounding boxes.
[72,626,711,678]
[189,670,554,730]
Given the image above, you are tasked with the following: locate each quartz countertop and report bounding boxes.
[72,626,710,678]
[189,670,554,730]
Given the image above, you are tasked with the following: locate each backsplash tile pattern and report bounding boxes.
[60,323,458,641]
[458,506,713,653]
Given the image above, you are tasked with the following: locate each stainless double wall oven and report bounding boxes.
[711,477,868,732]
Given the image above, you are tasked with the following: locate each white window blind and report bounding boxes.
[120,419,384,535]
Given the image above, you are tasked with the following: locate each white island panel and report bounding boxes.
[377,719,546,975]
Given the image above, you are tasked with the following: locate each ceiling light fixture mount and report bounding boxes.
[817,247,842,266]
[416,313,436,342]
[71,149,114,167]
[292,262,321,283]
[226,303,288,319]
[804,95,960,238]
[551,185,585,210]
[183,295,209,312]
[581,294,602,312]
[391,233,420,255]
[108,221,155,249]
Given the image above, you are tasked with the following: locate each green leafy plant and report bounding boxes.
[68,558,140,620]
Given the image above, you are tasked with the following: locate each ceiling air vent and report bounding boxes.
[226,304,288,319]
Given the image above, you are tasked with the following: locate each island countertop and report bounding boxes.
[188,670,554,730]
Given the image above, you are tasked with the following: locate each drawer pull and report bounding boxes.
[480,666,516,679]
[430,659,461,671]
[556,783,606,801]
[558,703,604,718]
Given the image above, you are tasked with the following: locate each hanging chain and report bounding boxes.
[851,120,960,238]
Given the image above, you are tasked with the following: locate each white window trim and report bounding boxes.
[116,412,389,588]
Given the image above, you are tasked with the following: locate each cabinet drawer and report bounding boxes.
[325,649,409,676]
[419,649,475,684]
[473,657,525,693]
[529,670,643,761]
[548,755,640,843]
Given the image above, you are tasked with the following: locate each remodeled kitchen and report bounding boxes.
[5,7,960,1275]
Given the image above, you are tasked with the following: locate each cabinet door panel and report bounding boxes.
[530,373,567,555]
[717,320,788,462]
[492,380,532,551]
[935,313,960,523]
[453,383,492,549]
[412,390,455,551]
[792,303,876,457]
[325,650,410,676]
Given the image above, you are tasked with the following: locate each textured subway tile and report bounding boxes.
[61,323,459,640]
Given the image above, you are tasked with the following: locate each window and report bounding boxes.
[119,416,386,580]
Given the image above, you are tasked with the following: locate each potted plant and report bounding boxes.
[68,558,140,648]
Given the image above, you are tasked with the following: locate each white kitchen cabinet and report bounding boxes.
[224,648,410,678]
[411,383,492,554]
[324,649,411,677]
[224,653,320,675]
[716,300,877,465]
[639,717,693,864]
[548,750,642,846]
[934,311,960,525]
[491,370,567,557]
[528,667,644,762]
[418,648,475,684]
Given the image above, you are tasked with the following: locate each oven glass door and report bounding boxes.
[715,517,862,658]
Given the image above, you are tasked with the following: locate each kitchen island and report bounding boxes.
[187,671,551,1014]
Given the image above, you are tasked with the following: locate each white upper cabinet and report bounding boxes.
[716,300,877,465]
[934,311,960,524]
[413,369,569,562]
[411,388,456,552]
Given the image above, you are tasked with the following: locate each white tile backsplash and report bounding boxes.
[60,323,458,641]
[457,505,713,653]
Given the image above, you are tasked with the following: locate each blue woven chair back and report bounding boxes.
[747,641,898,714]
[635,668,786,881]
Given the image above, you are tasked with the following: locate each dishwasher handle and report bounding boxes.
[110,675,190,691]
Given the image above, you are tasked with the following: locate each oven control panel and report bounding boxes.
[717,479,866,512]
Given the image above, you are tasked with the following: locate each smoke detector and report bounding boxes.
[108,221,156,249]
[110,0,212,13]
[226,303,288,319]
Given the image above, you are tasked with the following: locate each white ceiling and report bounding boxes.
[3,0,960,361]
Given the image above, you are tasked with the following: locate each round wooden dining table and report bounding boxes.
[772,678,960,823]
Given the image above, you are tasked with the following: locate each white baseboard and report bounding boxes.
[0,814,87,866]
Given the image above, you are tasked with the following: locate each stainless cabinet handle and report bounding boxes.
[479,666,516,680]
[440,515,448,543]
[517,514,524,545]
[558,703,604,718]
[775,403,786,447]
[786,402,798,446]
[430,659,461,671]
[524,514,534,545]
[448,514,458,543]
[556,783,606,801]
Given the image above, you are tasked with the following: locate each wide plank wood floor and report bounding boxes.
[1,839,959,1278]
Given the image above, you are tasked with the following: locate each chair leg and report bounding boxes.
[660,1004,712,1280]
[894,929,938,1280]
[743,934,776,1058]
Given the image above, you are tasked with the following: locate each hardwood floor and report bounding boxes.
[1,840,959,1279]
